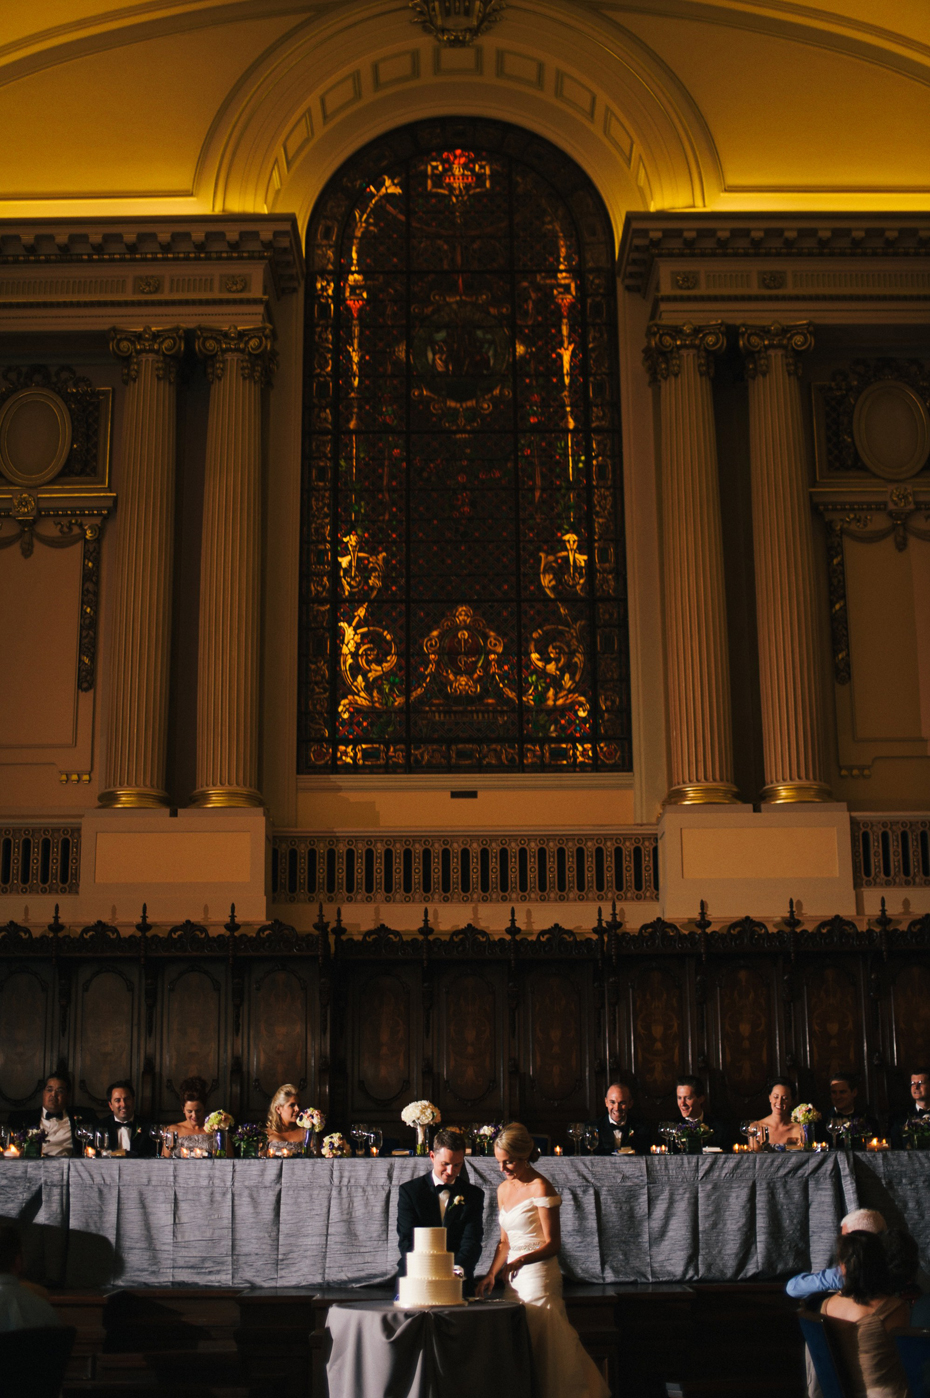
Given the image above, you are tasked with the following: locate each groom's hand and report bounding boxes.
[474,1273,495,1299]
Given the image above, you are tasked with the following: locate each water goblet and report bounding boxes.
[828,1117,844,1150]
[739,1120,753,1146]
[368,1128,383,1158]
[350,1123,368,1158]
[567,1123,584,1156]
[584,1126,599,1155]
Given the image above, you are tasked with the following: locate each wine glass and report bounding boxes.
[350,1123,368,1157]
[94,1129,108,1155]
[739,1119,753,1147]
[657,1121,675,1151]
[567,1123,584,1156]
[584,1126,599,1155]
[828,1117,844,1150]
[368,1128,383,1158]
[76,1126,93,1156]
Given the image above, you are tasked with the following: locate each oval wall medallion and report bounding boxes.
[0,387,73,487]
[852,378,930,480]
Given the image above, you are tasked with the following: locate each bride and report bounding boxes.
[475,1122,610,1398]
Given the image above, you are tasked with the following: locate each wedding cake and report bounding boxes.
[397,1227,465,1308]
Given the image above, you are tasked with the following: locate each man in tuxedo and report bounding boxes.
[676,1074,728,1149]
[590,1081,652,1154]
[8,1071,89,1157]
[891,1067,929,1147]
[396,1128,484,1294]
[99,1081,156,1157]
[827,1071,878,1137]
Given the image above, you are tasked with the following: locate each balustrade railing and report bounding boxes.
[852,817,930,888]
[0,825,80,897]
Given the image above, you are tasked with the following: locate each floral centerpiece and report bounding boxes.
[205,1109,234,1158]
[21,1127,46,1159]
[674,1119,713,1155]
[902,1116,930,1151]
[296,1108,326,1157]
[233,1124,267,1159]
[321,1132,351,1158]
[401,1100,441,1155]
[790,1103,821,1150]
[476,1124,500,1156]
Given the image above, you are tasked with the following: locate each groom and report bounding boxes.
[396,1128,484,1294]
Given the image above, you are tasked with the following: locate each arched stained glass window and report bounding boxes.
[299,119,630,772]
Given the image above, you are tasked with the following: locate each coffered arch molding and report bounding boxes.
[200,1,720,241]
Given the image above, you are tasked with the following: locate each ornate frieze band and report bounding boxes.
[739,322,814,378]
[642,321,726,381]
[194,325,278,385]
[109,326,184,384]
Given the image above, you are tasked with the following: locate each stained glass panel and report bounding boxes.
[299,119,631,772]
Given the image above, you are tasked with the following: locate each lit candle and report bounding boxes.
[554,1146,562,1156]
[2,1145,21,1158]
[867,1137,880,1152]
[180,1146,190,1157]
[84,1146,96,1157]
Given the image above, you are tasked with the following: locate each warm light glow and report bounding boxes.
[84,1146,96,1157]
[2,1145,21,1158]
[554,1145,562,1156]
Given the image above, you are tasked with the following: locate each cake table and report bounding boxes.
[324,1299,534,1398]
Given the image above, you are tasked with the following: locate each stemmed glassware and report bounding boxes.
[739,1120,753,1148]
[350,1123,369,1157]
[76,1127,94,1156]
[584,1126,599,1155]
[368,1128,383,1158]
[567,1123,584,1156]
[657,1121,677,1151]
[828,1117,845,1150]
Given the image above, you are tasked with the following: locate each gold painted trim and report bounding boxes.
[0,388,72,486]
[189,786,264,809]
[664,782,741,805]
[762,781,833,804]
[98,787,170,809]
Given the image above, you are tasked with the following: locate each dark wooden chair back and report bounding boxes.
[798,1312,851,1398]
[892,1327,930,1398]
[0,1324,76,1397]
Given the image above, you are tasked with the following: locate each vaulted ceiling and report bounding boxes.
[4,1,928,236]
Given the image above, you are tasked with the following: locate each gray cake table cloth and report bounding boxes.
[325,1300,534,1398]
[1,1153,927,1289]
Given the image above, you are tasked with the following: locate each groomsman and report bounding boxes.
[826,1071,879,1137]
[397,1129,484,1294]
[8,1071,90,1156]
[590,1082,652,1154]
[99,1081,156,1157]
[676,1074,728,1148]
[891,1067,930,1148]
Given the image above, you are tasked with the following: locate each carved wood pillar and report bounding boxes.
[100,327,184,808]
[190,326,276,807]
[644,323,739,804]
[739,323,831,802]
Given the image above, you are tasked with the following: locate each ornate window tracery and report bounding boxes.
[299,119,630,772]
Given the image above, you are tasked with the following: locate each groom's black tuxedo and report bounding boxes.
[99,1115,157,1157]
[397,1166,484,1292]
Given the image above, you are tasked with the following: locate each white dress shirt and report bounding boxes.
[117,1123,132,1152]
[0,1274,62,1331]
[40,1111,73,1157]
[431,1173,451,1221]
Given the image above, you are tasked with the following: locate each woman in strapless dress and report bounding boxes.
[475,1122,610,1398]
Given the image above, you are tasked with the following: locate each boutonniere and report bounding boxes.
[451,1195,465,1207]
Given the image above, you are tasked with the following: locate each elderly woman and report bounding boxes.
[748,1077,804,1150]
[266,1084,304,1146]
[161,1076,211,1155]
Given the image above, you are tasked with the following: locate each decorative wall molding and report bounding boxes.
[852,816,930,888]
[0,826,80,898]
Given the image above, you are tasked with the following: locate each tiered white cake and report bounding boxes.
[397,1227,465,1308]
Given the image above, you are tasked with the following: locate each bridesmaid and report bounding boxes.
[266,1083,304,1146]
[161,1076,210,1155]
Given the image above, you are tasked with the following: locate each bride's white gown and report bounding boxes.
[500,1195,611,1398]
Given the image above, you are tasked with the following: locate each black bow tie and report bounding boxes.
[44,1112,64,1121]
[434,1181,451,1193]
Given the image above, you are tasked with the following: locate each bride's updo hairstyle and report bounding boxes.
[495,1122,540,1163]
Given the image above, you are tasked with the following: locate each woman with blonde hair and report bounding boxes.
[266,1084,303,1144]
[475,1122,609,1397]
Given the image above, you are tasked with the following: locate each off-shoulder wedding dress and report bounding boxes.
[500,1195,610,1398]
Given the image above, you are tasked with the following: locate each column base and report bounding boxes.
[98,787,169,809]
[762,781,833,804]
[665,782,742,805]
[189,786,264,809]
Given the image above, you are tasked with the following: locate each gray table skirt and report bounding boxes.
[325,1300,533,1398]
[0,1153,926,1290]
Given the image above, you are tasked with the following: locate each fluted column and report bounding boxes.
[190,326,276,807]
[644,323,739,804]
[739,323,831,802]
[99,327,184,808]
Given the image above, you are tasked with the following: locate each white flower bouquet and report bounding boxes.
[790,1104,821,1125]
[205,1110,234,1132]
[321,1132,351,1158]
[401,1101,441,1128]
[297,1108,326,1132]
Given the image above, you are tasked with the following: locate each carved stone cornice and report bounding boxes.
[643,321,726,382]
[109,326,185,384]
[194,325,277,386]
[739,322,814,378]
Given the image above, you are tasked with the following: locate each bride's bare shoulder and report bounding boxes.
[528,1172,557,1197]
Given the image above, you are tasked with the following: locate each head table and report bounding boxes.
[0,1153,926,1290]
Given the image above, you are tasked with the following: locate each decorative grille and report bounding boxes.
[271,830,658,904]
[851,817,930,887]
[0,825,81,897]
[300,118,630,774]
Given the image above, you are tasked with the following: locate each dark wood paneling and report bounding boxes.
[75,966,136,1107]
[525,967,591,1121]
[627,964,684,1105]
[247,964,314,1117]
[438,969,501,1118]
[163,964,223,1105]
[889,960,930,1069]
[0,967,51,1107]
[803,962,861,1081]
[354,971,413,1109]
[712,962,776,1116]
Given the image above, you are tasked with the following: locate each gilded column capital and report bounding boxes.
[738,322,814,378]
[643,321,726,383]
[194,324,278,386]
[109,326,185,384]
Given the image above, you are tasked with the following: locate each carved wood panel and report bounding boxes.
[627,964,684,1105]
[888,960,930,1071]
[525,968,591,1120]
[246,964,314,1118]
[74,965,136,1107]
[802,963,862,1088]
[437,969,502,1118]
[162,964,223,1111]
[711,963,776,1114]
[0,967,51,1107]
[353,971,413,1111]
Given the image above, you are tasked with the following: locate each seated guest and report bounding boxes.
[0,1224,62,1332]
[266,1084,304,1145]
[891,1067,930,1148]
[676,1074,727,1148]
[8,1072,88,1157]
[827,1071,878,1137]
[787,1209,886,1299]
[748,1077,804,1151]
[397,1128,484,1294]
[820,1230,909,1398]
[161,1076,210,1155]
[589,1081,652,1154]
[99,1081,155,1157]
